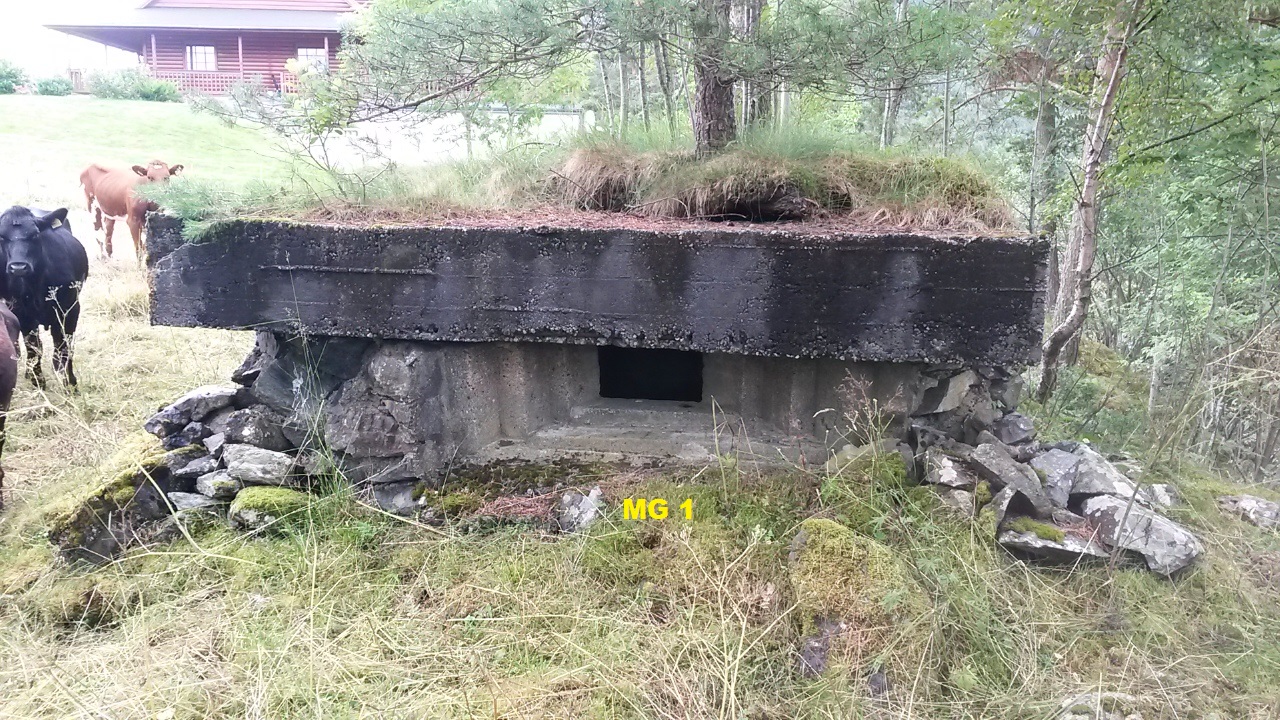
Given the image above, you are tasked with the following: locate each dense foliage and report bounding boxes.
[87,69,182,102]
[34,77,74,97]
[0,59,26,94]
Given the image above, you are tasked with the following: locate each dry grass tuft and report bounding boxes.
[548,141,1017,231]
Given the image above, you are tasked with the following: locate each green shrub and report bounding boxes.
[87,69,181,102]
[136,77,182,102]
[35,76,74,96]
[0,59,26,94]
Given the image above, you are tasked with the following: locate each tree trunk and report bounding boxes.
[636,45,652,133]
[693,0,736,155]
[653,40,677,136]
[879,0,909,150]
[1029,91,1057,235]
[1037,0,1144,403]
[597,52,615,134]
[616,50,630,138]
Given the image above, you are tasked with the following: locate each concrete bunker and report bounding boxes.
[145,215,1049,491]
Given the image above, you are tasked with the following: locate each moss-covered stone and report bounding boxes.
[789,518,927,634]
[229,486,311,532]
[45,436,195,563]
[1005,516,1066,542]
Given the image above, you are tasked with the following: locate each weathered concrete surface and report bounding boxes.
[147,216,1048,365]
[236,332,942,481]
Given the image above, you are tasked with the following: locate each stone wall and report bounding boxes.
[226,332,1024,484]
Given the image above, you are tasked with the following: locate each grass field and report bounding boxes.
[3,95,1280,719]
[0,94,304,209]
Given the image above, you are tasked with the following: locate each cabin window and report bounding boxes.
[185,45,217,72]
[297,47,329,74]
[598,347,703,402]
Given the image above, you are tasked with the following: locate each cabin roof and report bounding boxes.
[47,8,346,34]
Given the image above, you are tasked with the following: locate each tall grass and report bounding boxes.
[148,126,1017,235]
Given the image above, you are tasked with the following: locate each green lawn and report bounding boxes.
[0,94,302,208]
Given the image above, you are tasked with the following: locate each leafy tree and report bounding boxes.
[0,59,27,95]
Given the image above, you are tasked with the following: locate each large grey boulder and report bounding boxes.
[229,486,311,532]
[144,386,240,437]
[915,370,978,415]
[1071,445,1151,506]
[1030,449,1079,509]
[371,481,421,517]
[196,469,242,500]
[173,454,219,480]
[1081,495,1203,576]
[222,406,292,452]
[1218,494,1280,530]
[166,492,223,511]
[998,528,1110,564]
[557,486,605,533]
[969,443,1053,517]
[222,444,294,486]
[991,412,1036,445]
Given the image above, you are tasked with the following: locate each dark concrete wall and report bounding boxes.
[148,216,1048,365]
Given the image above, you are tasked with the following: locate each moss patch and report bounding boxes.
[230,486,311,517]
[44,435,182,558]
[1005,516,1066,542]
[790,518,927,633]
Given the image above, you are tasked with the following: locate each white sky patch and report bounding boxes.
[5,0,139,77]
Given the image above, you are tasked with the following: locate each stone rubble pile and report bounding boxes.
[142,385,313,533]
[911,413,1203,576]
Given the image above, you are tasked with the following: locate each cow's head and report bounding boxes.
[0,206,67,280]
[132,160,183,183]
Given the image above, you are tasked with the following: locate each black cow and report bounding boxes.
[0,303,18,508]
[0,207,89,387]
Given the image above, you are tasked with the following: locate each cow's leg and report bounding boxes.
[0,411,6,509]
[129,216,144,263]
[103,217,115,258]
[51,323,76,388]
[51,291,80,388]
[23,330,44,389]
[0,393,10,509]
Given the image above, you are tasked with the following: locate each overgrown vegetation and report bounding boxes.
[87,69,182,103]
[34,77,73,97]
[148,127,1016,238]
[0,59,25,95]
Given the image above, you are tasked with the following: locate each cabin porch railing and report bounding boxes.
[146,70,302,95]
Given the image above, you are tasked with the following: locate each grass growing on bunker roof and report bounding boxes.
[147,126,1018,237]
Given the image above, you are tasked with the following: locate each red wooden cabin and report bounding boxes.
[46,0,367,95]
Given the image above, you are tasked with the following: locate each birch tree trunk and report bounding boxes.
[1037,0,1145,402]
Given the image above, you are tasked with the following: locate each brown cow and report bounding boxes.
[79,160,182,260]
[0,303,19,509]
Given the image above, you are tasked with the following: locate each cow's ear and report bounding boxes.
[132,165,148,176]
[35,208,69,232]
[170,164,184,175]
